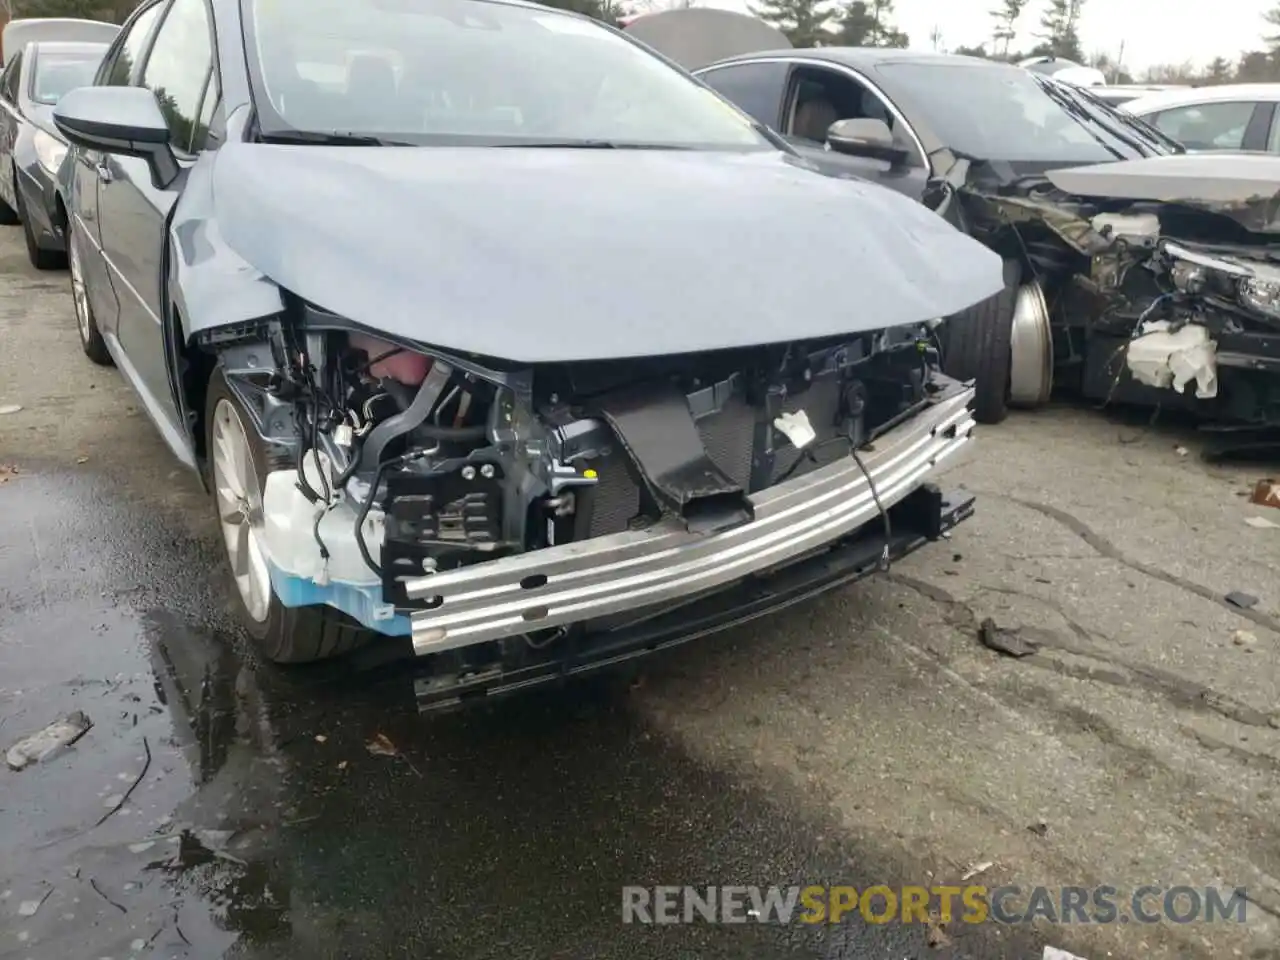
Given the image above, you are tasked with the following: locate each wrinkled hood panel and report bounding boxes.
[206,144,1004,362]
[1044,153,1280,234]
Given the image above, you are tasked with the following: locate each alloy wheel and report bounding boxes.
[69,236,91,344]
[211,398,272,624]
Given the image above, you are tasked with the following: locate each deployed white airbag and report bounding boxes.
[1125,320,1218,399]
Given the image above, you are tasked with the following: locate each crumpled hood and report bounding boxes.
[208,143,1003,362]
[1044,153,1280,235]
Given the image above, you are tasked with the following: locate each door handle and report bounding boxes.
[94,161,113,183]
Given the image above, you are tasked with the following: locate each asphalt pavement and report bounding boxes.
[1,231,1279,960]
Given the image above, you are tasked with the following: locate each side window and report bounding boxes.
[139,0,214,153]
[101,2,166,87]
[187,73,221,152]
[696,62,789,129]
[1148,101,1255,150]
[783,65,923,166]
[1,51,24,104]
[1268,104,1280,154]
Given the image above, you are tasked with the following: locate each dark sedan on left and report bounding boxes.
[0,38,114,268]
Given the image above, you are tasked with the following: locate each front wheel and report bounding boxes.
[939,259,1020,425]
[205,368,370,663]
[69,233,112,366]
[0,168,20,226]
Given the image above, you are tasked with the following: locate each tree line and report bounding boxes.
[947,0,1280,85]
[573,0,1280,87]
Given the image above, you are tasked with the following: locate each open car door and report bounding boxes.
[621,8,791,71]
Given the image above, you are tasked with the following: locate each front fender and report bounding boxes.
[166,151,285,341]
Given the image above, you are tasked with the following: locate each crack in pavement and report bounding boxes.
[886,573,1279,730]
[968,489,1280,636]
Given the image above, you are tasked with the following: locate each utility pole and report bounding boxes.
[1115,39,1125,82]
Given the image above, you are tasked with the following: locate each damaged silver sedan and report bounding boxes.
[52,0,1001,708]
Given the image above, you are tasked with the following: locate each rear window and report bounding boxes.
[30,49,104,104]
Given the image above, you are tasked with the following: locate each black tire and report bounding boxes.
[205,367,371,664]
[69,231,113,366]
[17,188,65,270]
[940,259,1021,425]
[0,170,20,226]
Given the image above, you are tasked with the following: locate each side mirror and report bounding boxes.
[53,85,178,189]
[826,117,908,166]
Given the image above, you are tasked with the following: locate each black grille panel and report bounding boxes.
[696,396,756,490]
[585,449,642,538]
[771,380,843,482]
[583,381,843,537]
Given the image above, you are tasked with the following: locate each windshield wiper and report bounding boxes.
[1038,78,1172,159]
[1034,78,1128,161]
[1073,87,1186,154]
[492,140,693,149]
[258,129,410,146]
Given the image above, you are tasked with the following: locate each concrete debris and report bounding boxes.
[960,860,993,881]
[978,618,1039,658]
[1125,321,1218,399]
[0,404,22,415]
[925,912,951,948]
[17,888,52,917]
[367,733,422,777]
[1251,478,1280,509]
[1224,591,1259,610]
[1043,948,1090,960]
[5,711,91,770]
[1245,515,1280,529]
[1232,630,1257,648]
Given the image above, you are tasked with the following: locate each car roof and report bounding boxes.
[1121,83,1280,115]
[706,47,1013,72]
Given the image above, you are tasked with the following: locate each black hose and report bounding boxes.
[850,447,892,572]
[415,423,487,441]
[354,460,390,577]
[361,362,451,471]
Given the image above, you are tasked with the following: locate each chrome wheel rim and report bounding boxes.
[211,398,271,623]
[69,236,90,344]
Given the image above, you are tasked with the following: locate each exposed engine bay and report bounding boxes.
[202,304,971,656]
[962,167,1280,424]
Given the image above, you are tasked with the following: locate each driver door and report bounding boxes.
[71,0,169,352]
[97,0,216,451]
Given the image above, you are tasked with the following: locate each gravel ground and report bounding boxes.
[1,229,1278,960]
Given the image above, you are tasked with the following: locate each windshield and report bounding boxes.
[244,0,772,149]
[875,62,1168,163]
[29,49,103,105]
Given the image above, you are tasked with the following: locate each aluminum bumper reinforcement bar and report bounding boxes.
[404,385,976,656]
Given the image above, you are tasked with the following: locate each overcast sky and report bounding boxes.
[700,0,1275,73]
